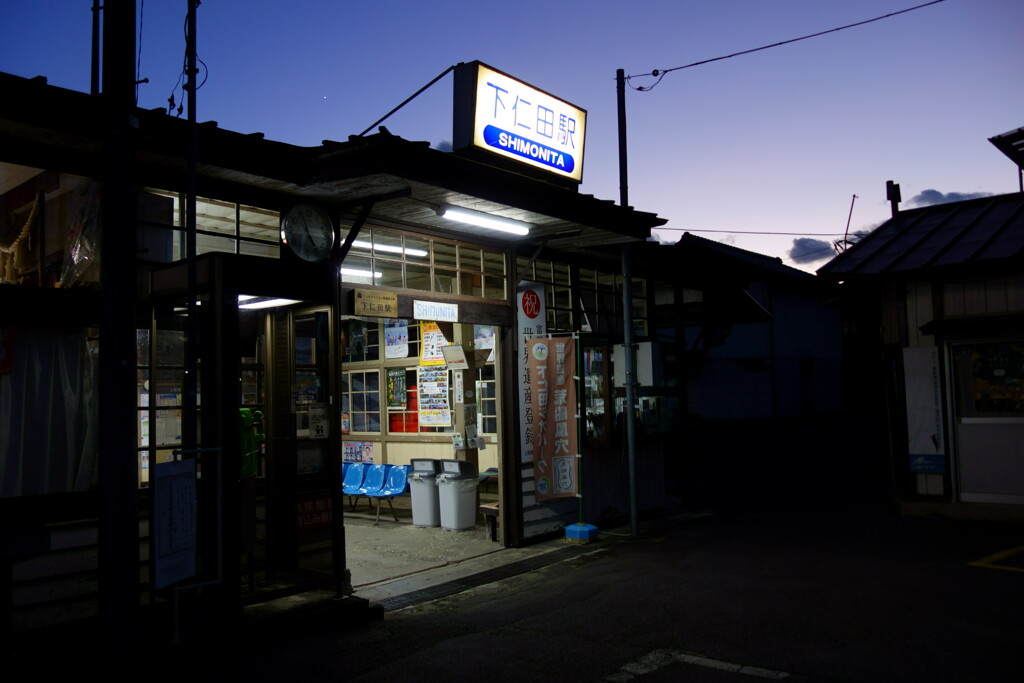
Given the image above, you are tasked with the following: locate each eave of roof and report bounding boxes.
[0,72,666,253]
[817,192,1024,279]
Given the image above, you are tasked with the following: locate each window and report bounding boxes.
[340,226,506,300]
[142,190,280,260]
[342,370,382,433]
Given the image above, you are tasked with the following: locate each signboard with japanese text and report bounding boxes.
[525,336,578,500]
[354,289,398,318]
[153,459,197,589]
[454,61,586,182]
[517,282,547,465]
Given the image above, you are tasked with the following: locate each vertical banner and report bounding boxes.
[518,282,547,465]
[526,336,578,501]
[904,347,945,473]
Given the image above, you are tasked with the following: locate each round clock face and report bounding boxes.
[281,203,334,262]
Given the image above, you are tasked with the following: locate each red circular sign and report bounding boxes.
[521,289,541,319]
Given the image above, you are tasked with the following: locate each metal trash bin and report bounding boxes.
[408,459,441,527]
[436,459,478,531]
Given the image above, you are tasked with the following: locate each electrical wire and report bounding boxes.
[626,0,946,91]
[167,4,208,117]
[658,227,846,236]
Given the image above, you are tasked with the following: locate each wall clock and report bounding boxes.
[281,203,334,262]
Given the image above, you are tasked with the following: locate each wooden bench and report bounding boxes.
[479,502,500,542]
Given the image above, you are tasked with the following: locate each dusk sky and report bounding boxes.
[3,1,1022,271]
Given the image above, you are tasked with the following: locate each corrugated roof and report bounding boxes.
[990,126,1024,170]
[817,192,1024,278]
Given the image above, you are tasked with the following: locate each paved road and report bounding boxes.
[55,504,1024,681]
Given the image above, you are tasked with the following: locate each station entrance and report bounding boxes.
[147,253,511,604]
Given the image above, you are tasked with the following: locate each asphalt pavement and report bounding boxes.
[37,503,1024,681]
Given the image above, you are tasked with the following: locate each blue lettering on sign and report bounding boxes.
[483,125,575,173]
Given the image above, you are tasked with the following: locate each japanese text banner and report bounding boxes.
[526,336,578,501]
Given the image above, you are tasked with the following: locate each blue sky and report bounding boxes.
[3,1,1022,271]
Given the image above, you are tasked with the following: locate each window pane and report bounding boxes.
[196,197,236,236]
[405,236,431,262]
[197,233,235,255]
[460,271,483,298]
[377,260,403,288]
[374,229,403,256]
[483,251,505,277]
[406,263,431,291]
[435,269,457,294]
[341,256,377,285]
[484,276,506,300]
[434,242,457,269]
[342,228,371,255]
[459,246,482,271]
[239,204,278,241]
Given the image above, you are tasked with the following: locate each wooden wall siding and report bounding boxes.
[944,275,1024,317]
[884,274,1024,349]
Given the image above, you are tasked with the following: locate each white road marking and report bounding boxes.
[607,648,790,680]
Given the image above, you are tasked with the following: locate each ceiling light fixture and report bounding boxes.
[238,297,302,310]
[340,267,383,279]
[351,239,428,257]
[438,205,532,236]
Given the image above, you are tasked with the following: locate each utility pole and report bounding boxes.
[98,0,139,648]
[616,69,640,537]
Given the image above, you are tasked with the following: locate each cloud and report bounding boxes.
[788,238,833,264]
[434,140,453,152]
[908,189,992,207]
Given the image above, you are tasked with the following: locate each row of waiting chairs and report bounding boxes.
[342,462,411,524]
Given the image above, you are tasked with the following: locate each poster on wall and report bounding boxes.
[419,321,447,365]
[525,336,578,501]
[387,368,408,410]
[385,319,409,359]
[307,402,328,439]
[474,324,496,362]
[417,366,451,426]
[343,441,375,463]
[348,320,367,357]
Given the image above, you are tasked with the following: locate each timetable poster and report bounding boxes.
[417,366,451,426]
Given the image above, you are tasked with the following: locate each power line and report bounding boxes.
[626,0,946,91]
[656,227,847,236]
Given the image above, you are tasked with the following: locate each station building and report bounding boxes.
[1,61,673,636]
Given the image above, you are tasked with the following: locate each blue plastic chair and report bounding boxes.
[368,465,410,524]
[342,463,368,507]
[350,464,389,512]
[379,465,410,497]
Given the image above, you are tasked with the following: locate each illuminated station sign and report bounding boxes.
[454,62,587,183]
